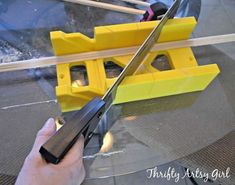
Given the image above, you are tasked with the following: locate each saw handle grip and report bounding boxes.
[39,97,105,164]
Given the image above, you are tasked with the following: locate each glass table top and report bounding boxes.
[0,0,234,183]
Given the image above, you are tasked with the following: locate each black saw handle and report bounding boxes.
[39,97,105,164]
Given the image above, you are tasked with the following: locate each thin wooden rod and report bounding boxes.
[119,0,150,7]
[0,33,235,73]
[62,0,145,15]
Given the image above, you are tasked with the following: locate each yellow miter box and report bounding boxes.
[51,17,220,112]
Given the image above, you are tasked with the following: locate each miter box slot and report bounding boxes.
[103,58,123,79]
[151,54,172,71]
[70,65,89,87]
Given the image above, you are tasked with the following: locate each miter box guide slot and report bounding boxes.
[51,17,220,112]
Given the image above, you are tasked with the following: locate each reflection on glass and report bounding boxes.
[124,115,137,121]
[100,132,114,153]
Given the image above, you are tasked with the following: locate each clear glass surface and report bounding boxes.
[0,0,234,182]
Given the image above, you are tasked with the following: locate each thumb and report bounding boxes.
[33,118,56,152]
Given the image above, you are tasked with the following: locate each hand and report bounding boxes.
[15,118,86,185]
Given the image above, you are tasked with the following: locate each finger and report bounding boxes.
[33,118,56,152]
[60,135,84,164]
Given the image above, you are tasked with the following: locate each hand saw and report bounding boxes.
[39,0,181,164]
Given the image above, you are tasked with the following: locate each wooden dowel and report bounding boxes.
[119,0,150,7]
[62,0,145,15]
[0,33,235,73]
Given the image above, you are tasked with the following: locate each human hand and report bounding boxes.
[15,118,85,185]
